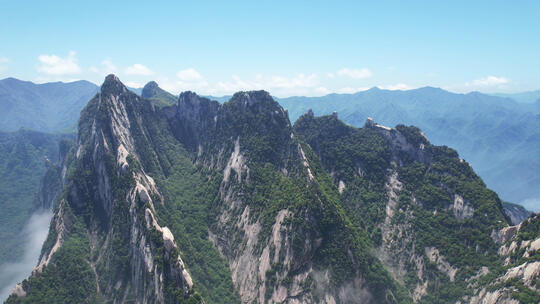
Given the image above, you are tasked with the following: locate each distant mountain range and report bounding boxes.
[6,75,538,303]
[0,78,538,211]
[490,90,540,103]
[0,130,64,263]
[0,129,70,299]
[278,88,540,211]
[0,78,99,133]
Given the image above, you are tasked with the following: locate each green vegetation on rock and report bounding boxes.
[0,130,67,264]
[7,76,537,304]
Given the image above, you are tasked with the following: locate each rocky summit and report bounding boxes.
[6,75,539,304]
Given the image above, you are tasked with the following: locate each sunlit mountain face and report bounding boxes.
[1,76,537,303]
[1,1,539,303]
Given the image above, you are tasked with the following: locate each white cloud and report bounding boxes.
[0,57,9,73]
[337,87,370,94]
[268,73,318,89]
[89,59,118,75]
[0,210,52,301]
[336,68,372,79]
[158,69,209,94]
[177,68,202,81]
[315,86,331,95]
[125,63,153,76]
[521,197,540,212]
[37,51,81,75]
[150,71,412,97]
[155,72,321,97]
[0,58,7,73]
[215,73,319,97]
[378,83,412,90]
[101,59,117,74]
[467,76,509,87]
[217,75,250,92]
[124,81,144,88]
[86,59,118,84]
[160,80,209,94]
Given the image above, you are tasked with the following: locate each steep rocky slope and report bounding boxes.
[503,202,533,225]
[2,77,537,212]
[7,75,538,303]
[278,88,540,210]
[7,76,201,303]
[167,91,408,303]
[0,130,70,301]
[468,214,539,303]
[0,130,67,264]
[293,113,538,303]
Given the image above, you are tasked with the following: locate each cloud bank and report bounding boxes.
[0,210,52,302]
[336,68,372,79]
[125,64,153,76]
[37,51,81,76]
[0,57,8,73]
[521,197,540,213]
[27,51,521,97]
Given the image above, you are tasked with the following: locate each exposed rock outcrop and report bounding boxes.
[175,91,399,303]
[502,202,532,225]
[364,117,431,165]
[9,77,537,304]
[10,75,197,303]
[297,115,520,303]
[467,215,539,303]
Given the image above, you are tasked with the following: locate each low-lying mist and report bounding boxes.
[0,210,52,301]
[521,197,540,213]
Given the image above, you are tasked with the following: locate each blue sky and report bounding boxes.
[1,0,539,97]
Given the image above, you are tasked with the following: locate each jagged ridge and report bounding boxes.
[8,76,538,304]
[293,112,537,303]
[8,75,201,303]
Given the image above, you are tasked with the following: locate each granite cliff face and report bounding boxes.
[502,202,533,225]
[471,215,539,304]
[8,75,199,303]
[168,91,407,303]
[278,88,540,208]
[293,113,537,303]
[7,76,538,304]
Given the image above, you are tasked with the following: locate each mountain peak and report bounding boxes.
[178,91,204,107]
[230,90,273,106]
[144,80,158,88]
[226,90,289,125]
[179,90,199,99]
[141,81,159,98]
[101,74,127,95]
[139,81,177,106]
[364,117,392,131]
